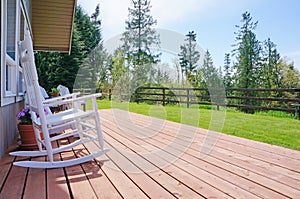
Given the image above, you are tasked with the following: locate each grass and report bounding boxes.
[90,99,300,151]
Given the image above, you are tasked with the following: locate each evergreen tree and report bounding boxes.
[232,12,262,113]
[223,53,233,88]
[75,5,101,54]
[261,38,281,88]
[122,0,160,69]
[178,31,200,86]
[200,50,219,87]
[232,12,262,89]
[74,44,111,91]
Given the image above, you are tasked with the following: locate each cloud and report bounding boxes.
[101,0,130,38]
[99,0,214,38]
[283,51,300,70]
[151,0,205,25]
[98,0,261,38]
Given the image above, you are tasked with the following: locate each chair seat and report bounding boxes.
[45,109,94,126]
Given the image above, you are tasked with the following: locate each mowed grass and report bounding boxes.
[90,99,300,151]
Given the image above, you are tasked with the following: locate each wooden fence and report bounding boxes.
[133,87,300,115]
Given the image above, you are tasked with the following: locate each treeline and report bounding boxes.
[35,1,300,107]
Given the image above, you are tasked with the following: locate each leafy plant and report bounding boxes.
[50,88,60,96]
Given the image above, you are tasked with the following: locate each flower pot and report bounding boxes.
[18,124,41,149]
[52,93,59,97]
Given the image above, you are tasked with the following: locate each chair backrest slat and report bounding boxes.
[19,30,47,124]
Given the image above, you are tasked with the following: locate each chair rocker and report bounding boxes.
[10,30,108,168]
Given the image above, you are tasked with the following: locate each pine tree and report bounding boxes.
[261,38,281,88]
[223,53,233,88]
[200,50,219,88]
[232,12,262,89]
[178,31,200,86]
[232,12,262,113]
[122,0,160,69]
[75,5,101,54]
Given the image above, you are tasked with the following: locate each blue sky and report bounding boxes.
[77,0,300,70]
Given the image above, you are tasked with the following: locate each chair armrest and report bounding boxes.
[43,93,102,108]
[44,92,81,104]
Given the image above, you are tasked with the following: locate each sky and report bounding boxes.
[77,0,300,70]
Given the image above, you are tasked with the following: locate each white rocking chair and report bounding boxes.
[10,30,108,168]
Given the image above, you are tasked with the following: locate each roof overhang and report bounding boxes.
[31,0,76,53]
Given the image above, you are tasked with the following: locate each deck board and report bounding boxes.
[0,157,28,199]
[23,156,47,199]
[60,146,98,199]
[102,112,262,198]
[0,109,300,198]
[46,140,71,199]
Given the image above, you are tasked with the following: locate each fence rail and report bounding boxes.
[134,87,300,115]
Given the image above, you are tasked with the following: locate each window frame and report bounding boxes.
[1,0,25,106]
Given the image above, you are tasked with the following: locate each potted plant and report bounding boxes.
[50,88,60,97]
[16,106,39,149]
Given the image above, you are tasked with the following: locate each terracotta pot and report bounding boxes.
[52,93,59,97]
[18,124,41,149]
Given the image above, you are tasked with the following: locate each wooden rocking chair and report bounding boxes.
[10,30,108,168]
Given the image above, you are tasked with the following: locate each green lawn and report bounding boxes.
[92,99,300,151]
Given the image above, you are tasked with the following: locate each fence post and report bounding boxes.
[187,89,190,108]
[135,87,139,104]
[162,88,166,106]
[108,88,112,101]
[296,89,300,119]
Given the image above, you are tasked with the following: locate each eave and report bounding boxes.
[31,0,76,53]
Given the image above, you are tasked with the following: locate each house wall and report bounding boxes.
[0,102,23,157]
[0,0,27,158]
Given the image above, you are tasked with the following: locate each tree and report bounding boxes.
[122,0,160,69]
[199,50,219,88]
[111,48,128,87]
[223,53,233,88]
[280,58,300,88]
[75,5,101,55]
[178,31,200,85]
[261,38,281,88]
[74,44,111,91]
[232,12,263,113]
[232,12,262,89]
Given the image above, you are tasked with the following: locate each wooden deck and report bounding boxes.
[0,109,300,198]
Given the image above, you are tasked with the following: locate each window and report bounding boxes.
[4,0,17,97]
[18,6,26,95]
[1,0,25,106]
[20,7,24,41]
[5,54,16,96]
[7,0,16,61]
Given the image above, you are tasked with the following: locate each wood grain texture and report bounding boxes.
[0,109,299,198]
